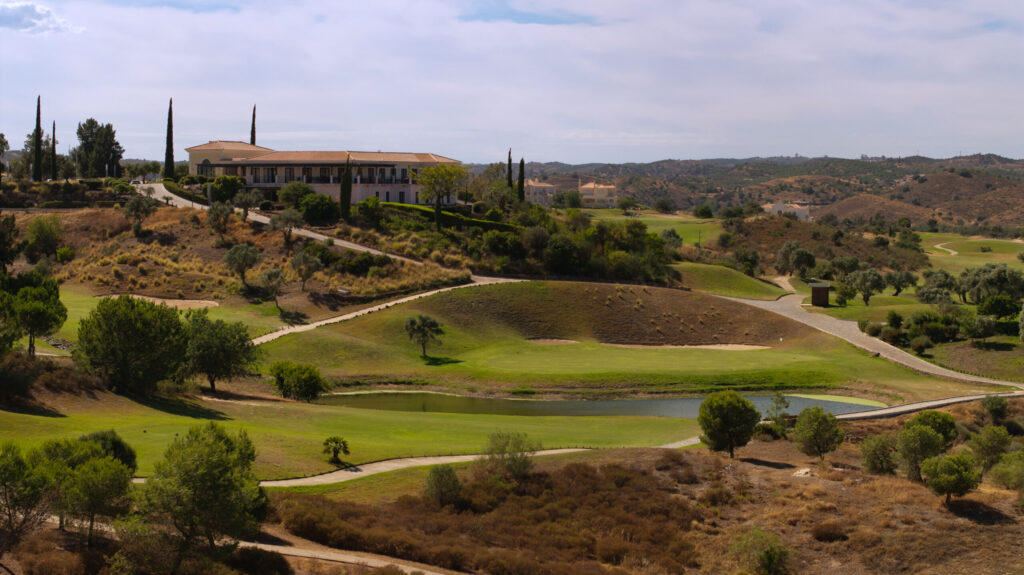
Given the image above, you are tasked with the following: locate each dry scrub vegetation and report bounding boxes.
[272,401,1024,575]
[12,208,468,301]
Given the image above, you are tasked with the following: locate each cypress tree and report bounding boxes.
[250,105,256,146]
[32,96,42,182]
[50,121,57,181]
[507,148,513,190]
[517,157,525,202]
[163,98,174,179]
[340,158,352,221]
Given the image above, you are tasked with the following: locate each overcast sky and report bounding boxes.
[2,0,1023,164]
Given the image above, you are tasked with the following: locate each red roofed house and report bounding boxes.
[185,141,460,205]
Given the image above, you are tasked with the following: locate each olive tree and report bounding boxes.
[290,250,323,292]
[224,243,261,288]
[698,391,760,458]
[269,208,303,246]
[417,164,468,231]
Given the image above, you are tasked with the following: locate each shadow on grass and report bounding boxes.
[135,394,230,421]
[739,458,796,470]
[279,309,309,325]
[970,341,1016,352]
[0,400,66,418]
[947,499,1014,525]
[308,291,346,312]
[423,356,462,366]
[138,230,177,246]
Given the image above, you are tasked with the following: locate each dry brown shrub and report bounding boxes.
[13,532,86,575]
[810,519,848,542]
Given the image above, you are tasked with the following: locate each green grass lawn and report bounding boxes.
[920,232,1024,274]
[0,392,698,480]
[929,336,1024,383]
[258,282,993,402]
[582,209,723,245]
[807,292,937,323]
[673,262,788,300]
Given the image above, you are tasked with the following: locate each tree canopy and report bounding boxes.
[405,314,444,358]
[184,309,261,394]
[417,164,468,231]
[791,406,844,461]
[698,391,760,458]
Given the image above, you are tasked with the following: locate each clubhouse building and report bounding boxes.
[185,141,460,205]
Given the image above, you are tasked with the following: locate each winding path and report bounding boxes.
[932,242,959,256]
[724,291,1023,389]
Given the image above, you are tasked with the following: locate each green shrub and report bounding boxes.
[425,464,463,508]
[269,361,328,402]
[861,434,897,474]
[731,528,790,575]
[55,246,75,263]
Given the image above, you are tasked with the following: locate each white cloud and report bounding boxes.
[0,1,81,33]
[1,0,1024,163]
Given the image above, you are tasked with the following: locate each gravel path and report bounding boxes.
[932,242,959,256]
[724,292,1023,389]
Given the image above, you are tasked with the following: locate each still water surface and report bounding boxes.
[318,392,873,418]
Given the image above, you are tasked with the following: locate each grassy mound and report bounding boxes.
[673,262,788,300]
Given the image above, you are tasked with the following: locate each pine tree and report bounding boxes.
[163,98,174,179]
[50,121,57,181]
[507,148,513,190]
[517,157,525,202]
[340,158,352,221]
[250,105,256,146]
[32,96,42,182]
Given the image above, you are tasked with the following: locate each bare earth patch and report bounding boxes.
[101,294,218,310]
[527,338,579,345]
[603,343,769,350]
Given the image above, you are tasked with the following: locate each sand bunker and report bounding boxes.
[102,294,218,310]
[603,343,769,351]
[527,338,579,345]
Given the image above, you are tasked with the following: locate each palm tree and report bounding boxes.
[405,314,444,358]
[322,436,349,464]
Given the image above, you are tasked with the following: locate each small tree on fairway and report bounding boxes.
[792,406,844,461]
[322,437,349,464]
[13,282,67,359]
[968,425,1012,472]
[270,208,303,247]
[921,453,980,505]
[860,434,897,474]
[233,189,262,221]
[184,309,261,394]
[848,268,886,305]
[897,425,945,482]
[135,422,265,572]
[617,196,639,213]
[224,244,261,288]
[290,250,323,291]
[698,391,760,458]
[206,201,233,240]
[258,267,284,310]
[75,295,186,395]
[426,464,462,508]
[405,314,444,358]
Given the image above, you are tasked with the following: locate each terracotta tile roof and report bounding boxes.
[223,150,459,165]
[185,140,273,152]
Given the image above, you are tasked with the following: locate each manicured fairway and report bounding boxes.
[921,232,1024,274]
[0,393,699,480]
[582,209,723,245]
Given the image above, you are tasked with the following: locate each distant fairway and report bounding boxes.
[582,209,723,245]
[921,232,1024,274]
[673,262,789,300]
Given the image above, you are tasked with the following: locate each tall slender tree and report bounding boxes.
[517,157,525,202]
[163,98,174,179]
[32,96,42,182]
[340,158,352,221]
[506,148,513,190]
[249,105,256,146]
[50,121,57,181]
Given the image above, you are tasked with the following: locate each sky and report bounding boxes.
[1,0,1023,164]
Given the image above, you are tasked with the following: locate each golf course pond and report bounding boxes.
[318,392,885,418]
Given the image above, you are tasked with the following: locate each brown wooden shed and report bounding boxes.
[809,282,830,307]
